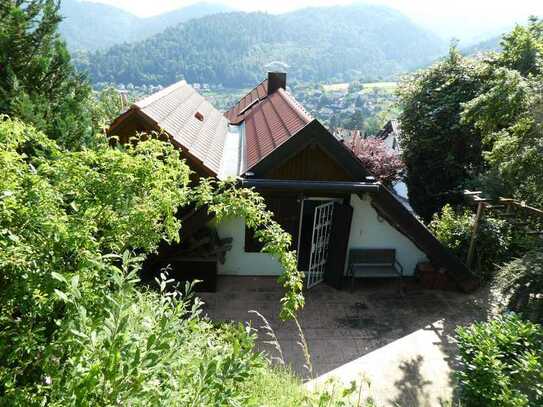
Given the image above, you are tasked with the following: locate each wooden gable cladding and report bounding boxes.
[108,109,213,181]
[109,109,151,143]
[266,143,353,181]
[249,120,368,182]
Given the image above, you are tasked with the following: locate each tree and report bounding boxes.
[346,110,364,130]
[351,137,405,184]
[90,87,133,132]
[498,16,543,77]
[0,117,304,403]
[397,47,486,220]
[462,17,543,207]
[0,0,93,148]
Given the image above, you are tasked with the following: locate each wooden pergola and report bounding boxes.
[464,190,543,268]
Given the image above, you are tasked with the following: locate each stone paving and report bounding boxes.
[198,276,489,406]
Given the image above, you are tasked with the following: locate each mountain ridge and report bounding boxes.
[59,0,235,51]
[75,4,447,88]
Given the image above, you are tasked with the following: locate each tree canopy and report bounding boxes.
[398,17,543,219]
[397,47,486,220]
[0,0,94,148]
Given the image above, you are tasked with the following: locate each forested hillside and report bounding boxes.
[462,36,502,55]
[75,5,446,87]
[59,0,234,51]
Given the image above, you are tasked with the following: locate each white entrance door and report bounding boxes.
[306,201,335,288]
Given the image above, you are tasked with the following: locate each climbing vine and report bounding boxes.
[192,178,305,319]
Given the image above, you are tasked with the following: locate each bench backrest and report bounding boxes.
[349,248,396,265]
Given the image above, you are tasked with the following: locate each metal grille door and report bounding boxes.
[307,202,335,288]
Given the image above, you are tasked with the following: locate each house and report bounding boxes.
[376,119,401,152]
[375,119,409,201]
[109,72,476,292]
[333,128,363,149]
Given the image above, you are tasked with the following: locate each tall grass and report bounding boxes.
[248,309,376,406]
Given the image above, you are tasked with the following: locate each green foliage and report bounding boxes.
[494,250,543,324]
[456,314,543,406]
[345,110,365,131]
[397,47,487,220]
[460,20,543,207]
[74,5,445,87]
[89,87,133,132]
[461,17,543,208]
[0,117,307,403]
[45,260,267,406]
[242,367,369,406]
[498,16,543,77]
[465,81,543,207]
[0,117,190,402]
[400,18,543,219]
[429,204,512,276]
[0,0,95,148]
[192,179,304,319]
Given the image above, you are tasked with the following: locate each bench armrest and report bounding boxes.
[394,259,404,276]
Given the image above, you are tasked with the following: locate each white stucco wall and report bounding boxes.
[393,181,409,200]
[214,217,284,276]
[213,193,428,277]
[346,194,427,276]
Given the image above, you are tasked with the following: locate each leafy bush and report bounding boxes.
[397,47,486,221]
[350,137,405,184]
[494,250,543,323]
[456,313,543,406]
[429,204,512,276]
[0,117,304,404]
[43,257,269,406]
[0,117,189,403]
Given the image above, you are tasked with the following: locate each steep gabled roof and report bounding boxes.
[369,186,478,292]
[114,81,229,176]
[224,79,269,125]
[376,119,401,142]
[108,74,477,290]
[224,80,313,172]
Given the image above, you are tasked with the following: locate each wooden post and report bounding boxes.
[466,201,484,269]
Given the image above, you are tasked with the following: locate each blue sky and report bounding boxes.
[88,0,543,41]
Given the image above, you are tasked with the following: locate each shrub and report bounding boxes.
[0,117,304,404]
[456,313,543,407]
[0,118,189,402]
[494,250,543,323]
[429,204,512,276]
[350,137,405,184]
[41,258,267,406]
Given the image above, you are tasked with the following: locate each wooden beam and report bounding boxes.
[467,202,485,269]
[464,190,483,196]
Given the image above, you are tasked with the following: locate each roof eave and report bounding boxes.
[114,106,218,178]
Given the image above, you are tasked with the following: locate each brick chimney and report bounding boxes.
[267,72,286,95]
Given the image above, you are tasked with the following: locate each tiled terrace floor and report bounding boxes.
[198,276,489,406]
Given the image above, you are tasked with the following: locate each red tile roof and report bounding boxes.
[225,81,313,172]
[225,80,269,125]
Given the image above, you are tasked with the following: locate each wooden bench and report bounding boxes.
[348,248,403,290]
